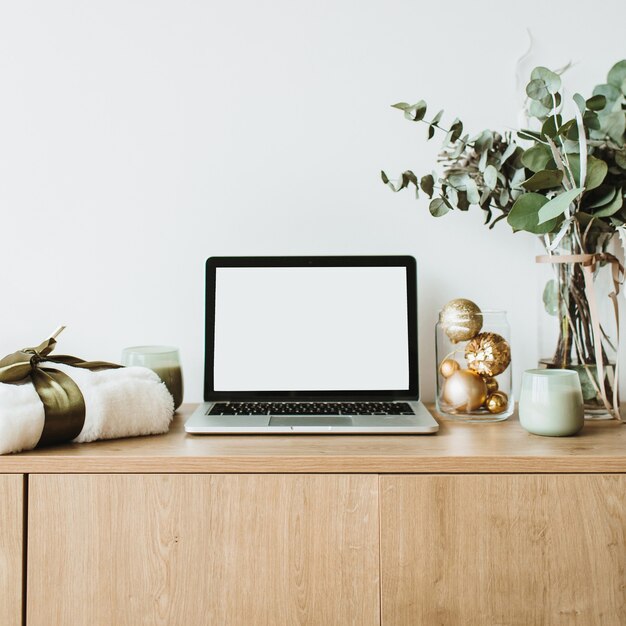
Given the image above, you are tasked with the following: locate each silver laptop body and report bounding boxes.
[185,256,438,434]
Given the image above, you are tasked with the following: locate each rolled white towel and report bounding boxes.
[0,363,174,455]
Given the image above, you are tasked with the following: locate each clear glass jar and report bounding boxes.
[537,234,618,419]
[435,310,513,422]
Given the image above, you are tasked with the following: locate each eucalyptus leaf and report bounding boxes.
[499,187,510,207]
[483,165,498,190]
[449,119,463,143]
[521,144,552,172]
[568,155,608,191]
[420,174,434,198]
[557,119,576,137]
[526,79,549,101]
[616,149,626,170]
[446,173,470,188]
[404,101,427,121]
[478,149,488,173]
[391,102,411,111]
[511,167,527,189]
[507,193,557,234]
[479,186,491,206]
[429,197,451,217]
[603,111,626,143]
[542,92,561,110]
[529,99,551,119]
[537,187,583,224]
[431,109,444,125]
[541,115,562,139]
[473,130,493,153]
[582,110,601,131]
[586,94,607,111]
[584,186,616,209]
[531,67,561,94]
[607,60,626,89]
[593,189,623,218]
[466,178,480,204]
[521,169,564,191]
[457,190,470,211]
[500,143,517,166]
[446,186,459,207]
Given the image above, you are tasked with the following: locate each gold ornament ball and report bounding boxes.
[465,332,511,377]
[486,391,509,414]
[484,377,499,394]
[440,298,483,343]
[442,369,488,412]
[439,358,460,378]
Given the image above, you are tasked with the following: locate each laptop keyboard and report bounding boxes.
[208,402,415,416]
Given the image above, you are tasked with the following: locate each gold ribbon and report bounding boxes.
[0,336,123,447]
[536,252,624,422]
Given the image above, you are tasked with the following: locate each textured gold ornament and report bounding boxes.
[439,358,460,378]
[465,332,511,377]
[486,391,508,414]
[484,377,499,394]
[440,298,483,343]
[442,369,488,412]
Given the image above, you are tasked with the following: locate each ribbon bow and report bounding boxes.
[0,331,123,447]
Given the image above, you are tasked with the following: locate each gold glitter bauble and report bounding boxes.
[484,377,499,394]
[442,369,488,412]
[486,391,509,414]
[439,358,460,378]
[440,298,483,343]
[465,332,511,377]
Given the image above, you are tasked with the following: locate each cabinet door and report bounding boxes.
[0,474,23,626]
[28,474,379,626]
[381,475,626,626]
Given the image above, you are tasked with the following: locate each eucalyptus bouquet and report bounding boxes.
[383,60,626,418]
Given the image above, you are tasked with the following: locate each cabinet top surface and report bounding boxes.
[1,405,625,473]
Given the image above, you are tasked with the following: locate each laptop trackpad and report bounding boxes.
[269,416,354,427]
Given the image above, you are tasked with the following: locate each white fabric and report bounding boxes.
[0,364,174,455]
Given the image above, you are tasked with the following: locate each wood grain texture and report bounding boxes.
[2,405,626,474]
[0,475,23,626]
[381,474,626,626]
[27,474,379,626]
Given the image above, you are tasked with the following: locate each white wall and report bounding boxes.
[1,0,625,402]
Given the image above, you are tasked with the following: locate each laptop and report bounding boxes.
[185,256,439,434]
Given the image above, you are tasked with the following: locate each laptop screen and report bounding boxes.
[205,257,418,400]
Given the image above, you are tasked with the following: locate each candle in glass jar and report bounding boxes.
[121,346,184,411]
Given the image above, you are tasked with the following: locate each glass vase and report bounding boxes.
[537,233,619,419]
[435,310,513,422]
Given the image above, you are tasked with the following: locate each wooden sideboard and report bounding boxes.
[1,406,625,626]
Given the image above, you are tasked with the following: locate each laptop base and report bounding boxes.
[185,401,439,434]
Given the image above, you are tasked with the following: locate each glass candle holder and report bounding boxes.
[121,346,184,411]
[435,310,513,422]
[519,369,584,436]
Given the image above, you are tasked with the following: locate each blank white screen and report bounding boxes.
[213,266,410,391]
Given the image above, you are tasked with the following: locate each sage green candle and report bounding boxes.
[519,369,584,437]
[121,346,184,411]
